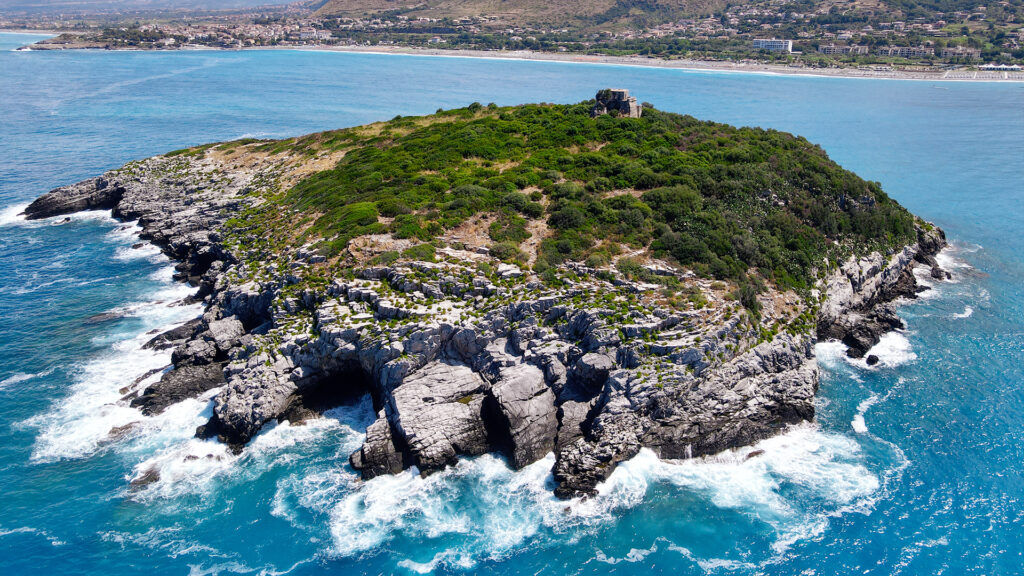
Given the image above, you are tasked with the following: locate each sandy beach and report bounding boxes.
[6,29,1023,82]
[284,44,1024,83]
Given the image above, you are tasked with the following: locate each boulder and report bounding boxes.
[207,316,245,353]
[143,318,203,350]
[387,361,490,474]
[130,363,225,415]
[350,414,407,479]
[488,363,557,468]
[572,352,615,392]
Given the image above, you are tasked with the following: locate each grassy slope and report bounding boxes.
[212,101,917,315]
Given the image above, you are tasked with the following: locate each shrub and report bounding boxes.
[489,241,522,261]
[549,206,586,230]
[401,243,436,262]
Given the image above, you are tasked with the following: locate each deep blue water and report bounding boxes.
[1,32,1023,575]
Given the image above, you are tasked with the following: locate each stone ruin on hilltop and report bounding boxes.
[591,88,642,118]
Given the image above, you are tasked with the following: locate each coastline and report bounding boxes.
[9,29,1022,83]
[285,45,1024,83]
[0,29,62,35]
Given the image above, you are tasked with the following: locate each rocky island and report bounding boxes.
[23,93,946,498]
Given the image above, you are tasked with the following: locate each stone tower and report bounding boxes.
[591,89,642,118]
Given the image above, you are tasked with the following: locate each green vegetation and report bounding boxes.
[227,100,918,308]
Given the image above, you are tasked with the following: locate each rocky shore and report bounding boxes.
[23,146,946,498]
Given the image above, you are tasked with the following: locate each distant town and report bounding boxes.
[4,0,1023,71]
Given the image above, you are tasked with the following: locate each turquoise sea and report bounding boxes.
[1,32,1023,575]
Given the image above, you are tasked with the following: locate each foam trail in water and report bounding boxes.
[952,305,974,319]
[0,367,56,391]
[852,394,880,433]
[0,526,66,547]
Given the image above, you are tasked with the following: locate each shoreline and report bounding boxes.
[284,45,1024,83]
[0,29,63,35]
[8,31,1022,83]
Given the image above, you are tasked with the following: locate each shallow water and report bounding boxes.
[1,33,1022,575]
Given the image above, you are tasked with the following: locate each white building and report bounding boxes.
[752,38,793,52]
[818,44,869,55]
[877,46,934,58]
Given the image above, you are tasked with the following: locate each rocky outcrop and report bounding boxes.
[27,151,947,501]
[130,363,226,415]
[818,226,947,358]
[23,177,125,220]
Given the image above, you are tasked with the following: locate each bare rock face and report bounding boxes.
[387,361,491,473]
[489,363,558,468]
[207,317,245,353]
[553,334,817,497]
[350,413,407,479]
[130,363,225,416]
[572,352,614,392]
[143,318,203,351]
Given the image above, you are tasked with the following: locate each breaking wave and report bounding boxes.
[20,224,203,462]
[237,423,882,572]
[815,331,917,371]
[0,202,29,226]
[865,332,917,368]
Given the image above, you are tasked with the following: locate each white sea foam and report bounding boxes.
[952,305,974,319]
[25,340,177,462]
[131,398,376,503]
[892,535,950,575]
[0,372,37,389]
[61,209,117,224]
[308,422,880,571]
[814,340,850,369]
[935,251,973,277]
[0,206,117,228]
[114,243,164,262]
[101,526,222,560]
[0,525,66,546]
[0,367,56,391]
[106,223,165,262]
[852,393,880,434]
[24,267,201,462]
[0,203,29,226]
[595,542,659,564]
[864,332,917,368]
[816,331,917,371]
[666,543,758,572]
[397,550,477,574]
